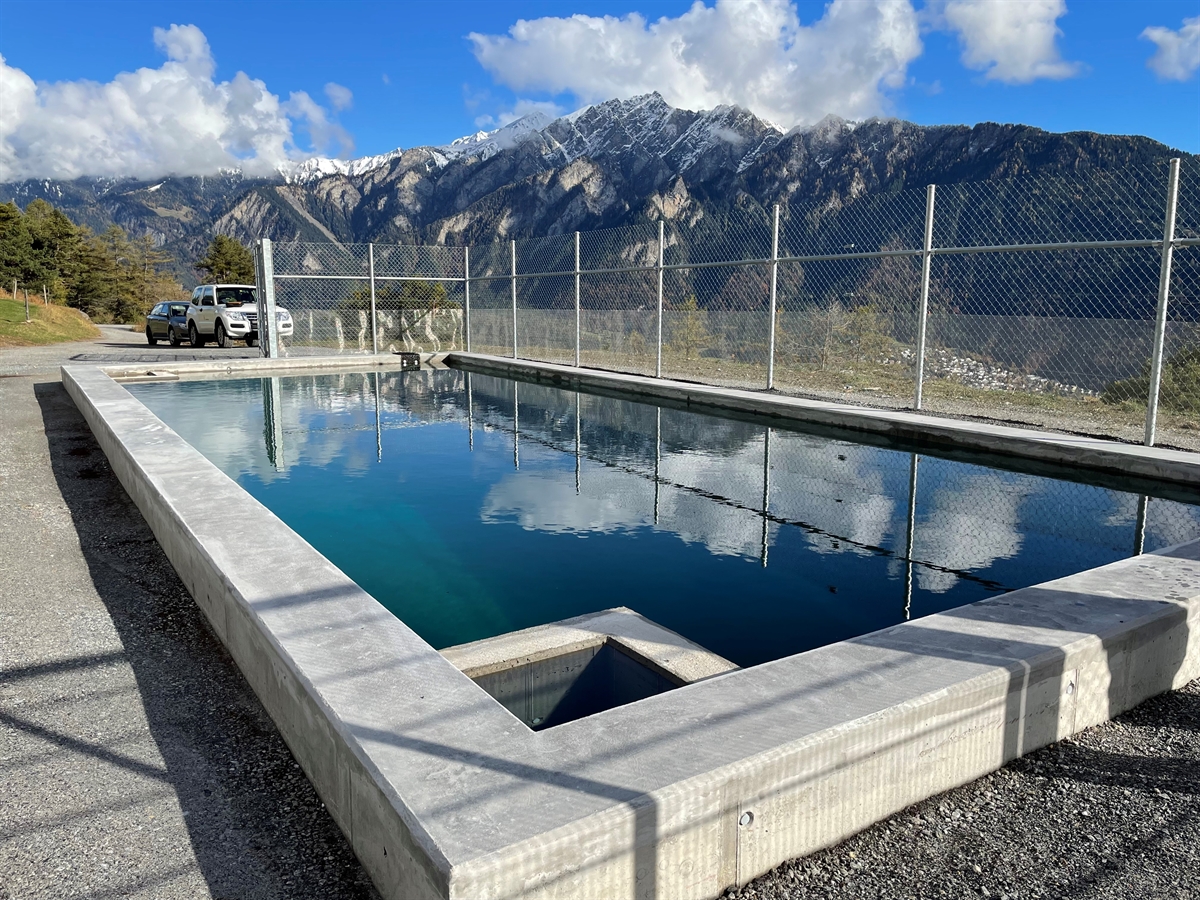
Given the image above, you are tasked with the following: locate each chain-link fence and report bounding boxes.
[256,157,1200,450]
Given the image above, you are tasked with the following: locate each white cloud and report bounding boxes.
[1142,16,1200,81]
[468,0,923,129]
[0,24,352,182]
[475,98,565,130]
[324,82,353,111]
[934,0,1081,84]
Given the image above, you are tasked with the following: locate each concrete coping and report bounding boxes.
[441,607,739,686]
[100,352,432,384]
[61,354,1200,900]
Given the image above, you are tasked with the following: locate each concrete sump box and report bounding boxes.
[440,607,739,731]
[474,639,679,729]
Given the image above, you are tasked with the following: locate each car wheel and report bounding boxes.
[216,322,230,348]
[146,327,158,346]
[189,322,204,348]
[169,327,181,347]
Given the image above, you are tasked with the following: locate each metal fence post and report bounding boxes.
[464,245,472,353]
[1133,494,1148,556]
[574,232,581,367]
[511,239,518,359]
[254,238,279,359]
[766,204,780,389]
[656,220,665,378]
[913,184,936,410]
[903,453,919,620]
[760,426,772,567]
[368,243,378,355]
[1145,158,1180,447]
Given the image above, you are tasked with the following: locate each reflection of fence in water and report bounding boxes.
[457,375,1200,601]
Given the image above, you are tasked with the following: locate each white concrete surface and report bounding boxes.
[441,607,738,686]
[63,358,1200,900]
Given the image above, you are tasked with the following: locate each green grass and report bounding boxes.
[0,296,101,347]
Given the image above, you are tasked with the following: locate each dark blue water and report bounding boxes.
[129,369,1200,667]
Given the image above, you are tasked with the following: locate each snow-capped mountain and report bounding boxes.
[281,94,786,186]
[1,93,1186,281]
[282,110,560,183]
[435,111,557,164]
[282,149,407,184]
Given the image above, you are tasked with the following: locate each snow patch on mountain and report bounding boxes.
[436,112,555,163]
[282,149,407,184]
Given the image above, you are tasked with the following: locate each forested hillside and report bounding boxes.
[0,199,187,323]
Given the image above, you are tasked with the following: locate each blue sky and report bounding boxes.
[1,0,1197,181]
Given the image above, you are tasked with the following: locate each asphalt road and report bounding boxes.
[1,328,1195,899]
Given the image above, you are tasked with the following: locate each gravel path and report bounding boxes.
[725,682,1199,900]
[1,331,1195,899]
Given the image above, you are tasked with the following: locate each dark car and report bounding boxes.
[145,302,190,346]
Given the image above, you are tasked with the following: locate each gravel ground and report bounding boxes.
[725,682,1200,900]
[1,330,1196,899]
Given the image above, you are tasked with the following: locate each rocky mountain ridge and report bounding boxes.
[1,93,1190,281]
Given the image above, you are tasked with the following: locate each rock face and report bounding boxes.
[0,92,1190,281]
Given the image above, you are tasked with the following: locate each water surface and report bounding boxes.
[129,369,1200,667]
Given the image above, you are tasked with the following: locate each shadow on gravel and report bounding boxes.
[1013,687,1200,799]
[33,381,380,900]
[1027,741,1200,797]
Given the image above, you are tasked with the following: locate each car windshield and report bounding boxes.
[169,304,188,316]
[217,288,256,308]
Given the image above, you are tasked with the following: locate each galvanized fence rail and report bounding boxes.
[256,158,1200,450]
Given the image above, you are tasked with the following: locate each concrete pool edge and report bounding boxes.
[447,352,1200,488]
[63,359,1200,899]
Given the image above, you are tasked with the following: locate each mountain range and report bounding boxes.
[1,93,1191,281]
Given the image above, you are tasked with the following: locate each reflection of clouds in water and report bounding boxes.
[913,472,1024,593]
[1103,492,1200,551]
[133,376,387,482]
[481,432,904,562]
[767,435,897,557]
[481,440,768,558]
[482,468,654,536]
[659,442,771,558]
[1103,492,1139,529]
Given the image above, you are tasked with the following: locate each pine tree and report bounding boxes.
[671,295,712,360]
[195,235,255,283]
[0,202,35,286]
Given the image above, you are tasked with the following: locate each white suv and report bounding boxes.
[185,283,294,348]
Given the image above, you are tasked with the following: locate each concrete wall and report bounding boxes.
[66,357,1200,900]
